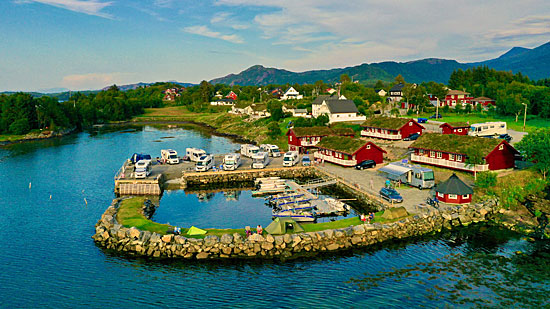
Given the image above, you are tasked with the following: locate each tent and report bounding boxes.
[381,207,409,220]
[187,226,207,235]
[265,217,304,235]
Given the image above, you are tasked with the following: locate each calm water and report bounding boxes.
[1,125,549,308]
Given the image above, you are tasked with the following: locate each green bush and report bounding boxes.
[475,172,497,188]
[9,118,30,135]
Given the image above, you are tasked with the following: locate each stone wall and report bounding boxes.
[92,198,498,260]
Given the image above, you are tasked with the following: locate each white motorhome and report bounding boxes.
[223,153,241,171]
[161,149,179,164]
[240,144,260,158]
[252,152,270,169]
[186,148,207,162]
[134,160,152,178]
[468,122,507,137]
[260,144,281,157]
[283,151,299,167]
[195,154,214,172]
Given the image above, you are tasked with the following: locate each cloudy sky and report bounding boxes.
[1,0,549,91]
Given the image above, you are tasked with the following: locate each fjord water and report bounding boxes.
[1,126,549,307]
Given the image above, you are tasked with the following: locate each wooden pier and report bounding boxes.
[114,163,164,196]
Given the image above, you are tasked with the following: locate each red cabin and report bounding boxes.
[444,90,473,107]
[440,122,470,135]
[471,97,496,108]
[313,136,386,167]
[286,127,353,153]
[435,173,473,204]
[360,117,424,140]
[409,133,520,173]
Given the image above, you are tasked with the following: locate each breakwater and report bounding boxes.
[92,198,498,260]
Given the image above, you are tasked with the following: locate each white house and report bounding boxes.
[312,96,366,124]
[376,89,387,97]
[280,87,303,100]
[282,106,310,118]
[210,98,235,106]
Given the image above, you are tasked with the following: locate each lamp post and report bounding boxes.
[521,102,527,132]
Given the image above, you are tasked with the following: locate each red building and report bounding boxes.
[361,117,424,140]
[471,97,496,108]
[409,133,520,173]
[286,127,354,153]
[440,122,470,135]
[435,173,473,204]
[444,90,473,107]
[313,136,386,167]
[226,91,238,100]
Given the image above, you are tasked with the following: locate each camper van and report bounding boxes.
[283,151,299,167]
[186,148,207,162]
[134,160,152,178]
[260,144,281,157]
[223,153,241,171]
[241,144,260,158]
[468,122,507,137]
[161,149,179,164]
[379,162,434,189]
[252,152,270,169]
[195,154,214,172]
[130,153,152,164]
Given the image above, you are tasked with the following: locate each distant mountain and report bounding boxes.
[211,41,550,86]
[101,81,195,91]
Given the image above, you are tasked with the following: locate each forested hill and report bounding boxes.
[210,42,550,86]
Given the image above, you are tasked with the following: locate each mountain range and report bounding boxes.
[210,41,550,86]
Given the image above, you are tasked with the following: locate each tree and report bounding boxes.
[374,80,385,90]
[267,101,283,121]
[199,80,213,103]
[465,143,486,179]
[394,74,405,85]
[267,122,281,139]
[516,129,550,179]
[340,74,351,84]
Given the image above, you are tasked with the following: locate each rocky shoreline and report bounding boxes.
[92,198,499,260]
[0,128,75,146]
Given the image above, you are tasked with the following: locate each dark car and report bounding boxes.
[403,132,421,141]
[379,187,403,203]
[417,118,428,123]
[498,133,512,142]
[429,113,443,119]
[355,160,376,170]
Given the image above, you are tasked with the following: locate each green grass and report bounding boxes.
[0,129,45,142]
[117,197,173,234]
[419,112,549,133]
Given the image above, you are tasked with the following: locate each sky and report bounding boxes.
[1,0,549,92]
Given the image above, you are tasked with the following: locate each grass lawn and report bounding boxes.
[0,129,45,143]
[419,112,549,133]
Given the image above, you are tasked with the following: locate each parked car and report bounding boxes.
[417,118,428,123]
[379,187,403,203]
[429,113,443,119]
[403,132,421,141]
[302,155,311,166]
[498,133,512,142]
[355,160,376,170]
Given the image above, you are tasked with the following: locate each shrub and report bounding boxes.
[9,118,31,135]
[475,172,497,188]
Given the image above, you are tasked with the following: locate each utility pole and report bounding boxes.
[522,102,527,131]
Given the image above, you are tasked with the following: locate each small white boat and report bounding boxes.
[324,198,350,212]
[272,209,316,222]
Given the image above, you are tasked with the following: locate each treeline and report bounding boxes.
[0,84,165,135]
[448,66,550,118]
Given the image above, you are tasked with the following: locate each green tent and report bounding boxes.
[381,207,409,220]
[187,226,207,235]
[265,217,304,235]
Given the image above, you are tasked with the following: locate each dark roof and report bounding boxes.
[440,122,470,128]
[290,126,333,137]
[471,97,494,101]
[316,136,384,154]
[326,99,359,113]
[312,95,331,105]
[436,174,473,195]
[447,90,470,96]
[389,83,405,92]
[294,108,308,113]
[409,133,507,155]
[361,117,413,130]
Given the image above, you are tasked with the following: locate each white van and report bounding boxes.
[252,152,270,169]
[195,154,214,172]
[186,147,207,162]
[223,153,241,171]
[260,144,281,157]
[134,160,152,178]
[283,151,299,167]
[161,149,179,164]
[241,144,260,158]
[468,122,507,137]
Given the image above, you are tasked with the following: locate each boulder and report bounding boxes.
[129,227,141,239]
[149,233,162,243]
[204,235,220,246]
[196,252,209,259]
[353,225,365,235]
[326,243,340,251]
[248,234,265,242]
[162,234,173,243]
[220,234,233,244]
[265,234,275,243]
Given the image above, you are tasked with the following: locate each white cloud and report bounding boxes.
[183,25,244,43]
[61,72,132,90]
[210,12,250,30]
[153,0,173,8]
[16,0,113,18]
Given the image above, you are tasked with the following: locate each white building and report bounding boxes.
[312,95,366,124]
[280,87,303,100]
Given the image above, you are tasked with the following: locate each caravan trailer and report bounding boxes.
[379,162,435,189]
[252,152,270,169]
[161,149,179,164]
[241,144,260,158]
[134,160,152,178]
[468,122,507,137]
[195,154,214,172]
[186,148,207,162]
[223,153,241,171]
[283,151,299,167]
[260,144,281,157]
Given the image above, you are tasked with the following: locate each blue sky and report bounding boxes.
[1,0,549,91]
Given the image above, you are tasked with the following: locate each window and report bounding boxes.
[430,151,435,157]
[289,136,293,142]
[409,122,413,126]
[499,144,504,150]
[458,129,462,132]
[366,144,371,149]
[419,149,424,155]
[437,152,442,158]
[462,194,470,199]
[457,155,462,161]
[448,194,458,199]
[450,154,455,161]
[437,192,444,198]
